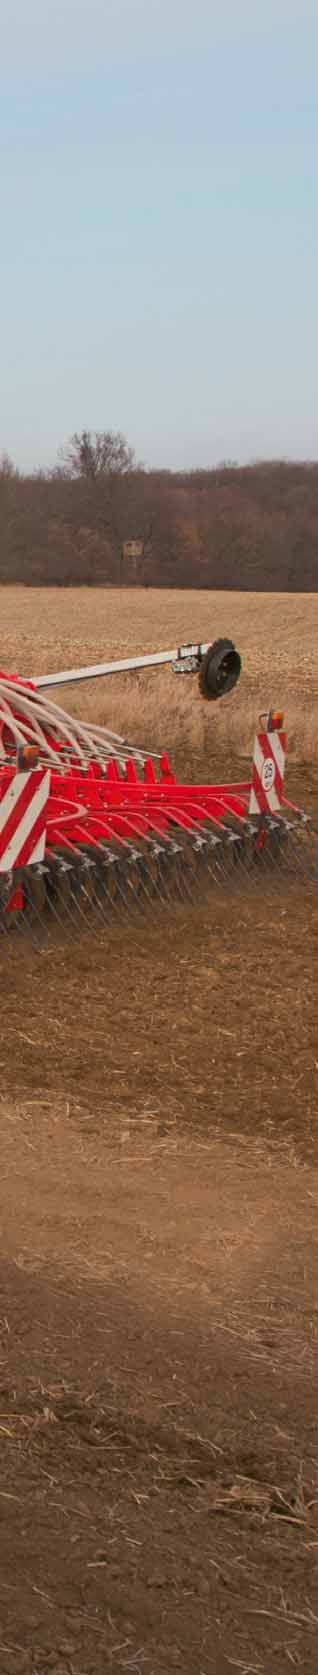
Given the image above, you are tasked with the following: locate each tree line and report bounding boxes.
[0,431,317,589]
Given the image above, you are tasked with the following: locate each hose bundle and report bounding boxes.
[0,675,150,769]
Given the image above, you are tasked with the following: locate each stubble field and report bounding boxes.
[1,587,318,1675]
[2,584,318,766]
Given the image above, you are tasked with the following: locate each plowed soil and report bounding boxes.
[0,763,318,1674]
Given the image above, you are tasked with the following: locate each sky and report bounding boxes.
[1,0,318,472]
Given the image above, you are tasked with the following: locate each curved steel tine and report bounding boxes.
[123,849,150,913]
[66,860,104,937]
[79,854,117,930]
[44,858,81,933]
[153,842,177,902]
[238,822,281,891]
[290,825,318,880]
[206,833,232,887]
[89,857,120,920]
[0,873,17,936]
[124,839,170,907]
[262,820,311,884]
[305,832,318,879]
[142,837,184,906]
[162,840,192,901]
[187,835,210,897]
[0,882,18,937]
[95,849,138,917]
[224,831,250,891]
[183,837,212,899]
[101,849,145,915]
[0,869,46,944]
[177,860,197,901]
[140,844,166,904]
[138,843,174,906]
[18,868,48,944]
[129,854,160,909]
[72,858,107,934]
[191,828,240,893]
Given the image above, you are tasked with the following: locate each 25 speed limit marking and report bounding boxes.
[261,758,275,793]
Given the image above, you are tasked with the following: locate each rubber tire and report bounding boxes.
[199,638,241,702]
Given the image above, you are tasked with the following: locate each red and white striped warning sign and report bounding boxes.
[0,769,50,872]
[249,727,286,816]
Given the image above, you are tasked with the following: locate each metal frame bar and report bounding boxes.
[33,642,211,692]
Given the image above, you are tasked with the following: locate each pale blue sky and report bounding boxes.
[1,0,318,471]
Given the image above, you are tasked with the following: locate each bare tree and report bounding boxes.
[0,448,317,589]
[58,430,135,481]
[0,452,19,478]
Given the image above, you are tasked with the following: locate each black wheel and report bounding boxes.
[199,638,241,702]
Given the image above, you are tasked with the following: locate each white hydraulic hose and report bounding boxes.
[0,641,209,766]
[0,676,153,768]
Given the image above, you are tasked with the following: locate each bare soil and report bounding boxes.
[1,588,318,1672]
[0,766,318,1674]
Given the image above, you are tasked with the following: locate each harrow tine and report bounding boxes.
[1,791,317,945]
[124,843,168,908]
[44,857,85,935]
[152,842,182,902]
[92,846,145,920]
[237,814,318,891]
[103,849,150,915]
[133,840,194,911]
[142,842,170,904]
[0,872,46,944]
[224,831,249,888]
[86,853,129,930]
[166,840,198,901]
[0,884,17,938]
[239,823,277,889]
[286,825,318,882]
[262,818,318,884]
[206,832,236,886]
[84,851,123,922]
[273,824,306,881]
[65,859,104,937]
[188,834,211,895]
[243,823,294,892]
[184,833,219,899]
[19,868,50,944]
[123,849,152,912]
[132,838,181,904]
[294,814,318,878]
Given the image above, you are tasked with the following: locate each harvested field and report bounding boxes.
[2,584,318,765]
[0,587,318,1675]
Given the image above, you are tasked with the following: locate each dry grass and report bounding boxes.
[2,585,318,765]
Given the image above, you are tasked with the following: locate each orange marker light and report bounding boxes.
[270,711,284,731]
[17,744,39,769]
[259,709,284,733]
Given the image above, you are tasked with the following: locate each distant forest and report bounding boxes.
[0,431,317,589]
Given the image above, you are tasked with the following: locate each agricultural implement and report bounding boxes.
[0,633,315,937]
